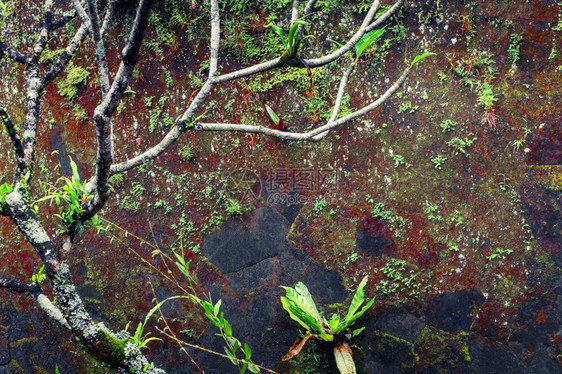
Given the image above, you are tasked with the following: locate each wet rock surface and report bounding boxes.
[0,1,560,373]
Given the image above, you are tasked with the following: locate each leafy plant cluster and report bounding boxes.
[33,157,102,234]
[0,0,13,31]
[280,276,374,373]
[377,258,420,297]
[507,33,523,65]
[56,62,90,101]
[371,201,406,235]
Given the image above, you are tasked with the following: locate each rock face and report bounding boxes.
[0,1,561,373]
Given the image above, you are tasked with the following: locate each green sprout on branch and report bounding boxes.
[267,18,309,63]
[31,264,46,285]
[33,157,102,233]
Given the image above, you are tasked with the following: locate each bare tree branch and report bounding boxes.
[0,277,39,294]
[0,107,25,173]
[85,0,155,216]
[86,0,110,95]
[111,0,221,175]
[110,0,405,175]
[0,41,28,64]
[51,10,76,30]
[71,0,91,30]
[100,0,115,35]
[0,278,71,329]
[290,0,300,25]
[305,0,380,68]
[311,60,357,141]
[194,67,410,141]
[302,0,317,16]
[29,0,54,67]
[41,24,89,85]
[366,0,405,32]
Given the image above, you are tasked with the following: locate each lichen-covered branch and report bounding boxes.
[41,24,89,84]
[0,107,26,175]
[51,10,76,30]
[86,0,110,95]
[82,0,154,217]
[0,278,71,329]
[0,41,27,64]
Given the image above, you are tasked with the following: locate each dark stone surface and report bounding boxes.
[426,289,484,333]
[195,206,347,373]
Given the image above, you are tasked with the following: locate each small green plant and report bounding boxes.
[0,182,13,204]
[200,298,260,373]
[31,264,46,284]
[225,198,242,216]
[423,203,442,221]
[439,119,458,133]
[266,18,309,63]
[280,276,374,374]
[486,247,514,261]
[390,154,412,168]
[179,144,194,159]
[507,33,523,64]
[169,253,263,373]
[312,198,326,213]
[354,28,386,62]
[33,157,102,233]
[410,52,436,67]
[0,0,14,30]
[431,154,447,169]
[371,202,406,234]
[56,62,90,101]
[447,135,477,157]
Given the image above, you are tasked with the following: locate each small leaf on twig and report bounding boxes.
[410,52,436,67]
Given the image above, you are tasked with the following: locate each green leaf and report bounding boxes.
[244,343,252,361]
[334,276,375,334]
[224,318,232,336]
[329,313,341,332]
[410,52,436,67]
[265,104,280,126]
[214,299,222,316]
[355,28,386,59]
[287,19,307,50]
[240,363,248,374]
[351,326,366,338]
[69,157,80,184]
[223,346,237,365]
[55,365,61,374]
[248,364,259,373]
[266,22,286,46]
[342,276,368,322]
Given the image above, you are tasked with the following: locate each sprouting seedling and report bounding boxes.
[267,19,309,60]
[265,104,285,131]
[354,28,386,62]
[31,264,46,285]
[329,27,386,63]
[280,276,375,374]
[410,52,437,67]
